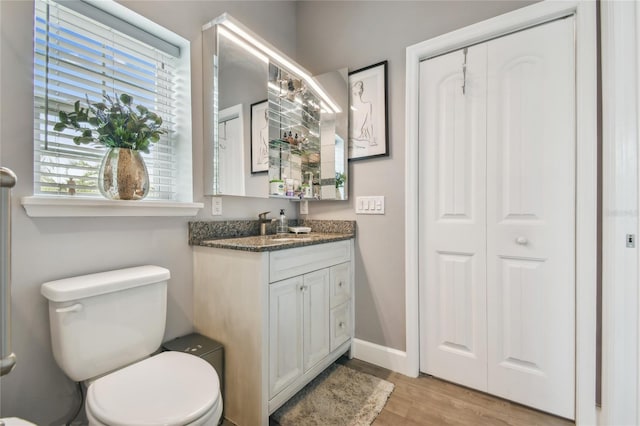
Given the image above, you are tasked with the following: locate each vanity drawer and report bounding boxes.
[330,302,351,352]
[269,240,350,283]
[330,262,351,308]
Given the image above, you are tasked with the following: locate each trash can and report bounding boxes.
[162,333,224,418]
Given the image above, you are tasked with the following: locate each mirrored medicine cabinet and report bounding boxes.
[203,13,348,201]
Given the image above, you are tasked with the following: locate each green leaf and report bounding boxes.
[52,92,170,150]
[120,93,132,105]
[73,136,93,145]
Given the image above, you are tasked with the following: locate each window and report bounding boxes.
[33,0,192,202]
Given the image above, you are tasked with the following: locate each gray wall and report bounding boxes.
[295,1,534,351]
[0,0,533,423]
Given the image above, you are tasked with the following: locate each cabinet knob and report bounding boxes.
[515,236,529,245]
[339,321,345,329]
[300,285,304,291]
[338,281,343,287]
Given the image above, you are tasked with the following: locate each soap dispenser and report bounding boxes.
[277,209,288,234]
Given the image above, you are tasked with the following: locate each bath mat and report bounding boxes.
[271,363,394,426]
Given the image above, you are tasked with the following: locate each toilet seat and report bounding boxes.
[0,418,37,426]
[86,351,221,426]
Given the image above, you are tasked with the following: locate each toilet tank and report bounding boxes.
[41,265,170,382]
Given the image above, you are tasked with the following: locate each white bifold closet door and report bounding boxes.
[419,16,575,420]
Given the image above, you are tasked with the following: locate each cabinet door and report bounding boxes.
[330,302,351,351]
[269,276,303,398]
[303,269,330,372]
[330,262,351,308]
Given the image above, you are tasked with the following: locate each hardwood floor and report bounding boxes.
[229,356,574,426]
[338,357,574,426]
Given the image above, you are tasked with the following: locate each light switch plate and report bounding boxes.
[355,196,385,215]
[212,197,222,216]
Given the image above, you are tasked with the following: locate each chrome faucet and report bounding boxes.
[258,211,276,236]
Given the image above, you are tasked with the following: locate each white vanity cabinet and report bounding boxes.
[193,239,354,426]
[269,268,330,399]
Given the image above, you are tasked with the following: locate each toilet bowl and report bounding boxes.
[85,352,222,426]
[41,266,223,426]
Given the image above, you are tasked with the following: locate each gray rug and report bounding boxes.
[271,363,394,426]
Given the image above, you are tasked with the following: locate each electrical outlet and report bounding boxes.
[300,200,309,215]
[212,197,222,216]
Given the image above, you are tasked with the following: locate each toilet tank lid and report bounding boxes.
[41,265,170,302]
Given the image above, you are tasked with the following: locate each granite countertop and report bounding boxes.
[198,232,354,252]
[189,219,356,252]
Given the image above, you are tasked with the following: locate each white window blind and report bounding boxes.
[33,0,179,200]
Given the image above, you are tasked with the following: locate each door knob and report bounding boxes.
[515,236,529,245]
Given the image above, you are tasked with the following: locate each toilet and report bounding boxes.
[41,265,223,426]
[0,418,37,426]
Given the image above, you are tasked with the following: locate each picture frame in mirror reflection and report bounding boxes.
[250,99,269,173]
[348,61,389,161]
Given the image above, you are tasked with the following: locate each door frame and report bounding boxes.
[599,1,640,424]
[404,1,598,424]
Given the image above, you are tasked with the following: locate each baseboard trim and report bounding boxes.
[352,338,410,376]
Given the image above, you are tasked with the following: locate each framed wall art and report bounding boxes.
[348,60,389,160]
[250,99,269,173]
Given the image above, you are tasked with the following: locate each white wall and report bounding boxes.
[295,1,534,352]
[0,1,295,423]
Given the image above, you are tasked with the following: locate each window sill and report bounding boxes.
[21,196,204,218]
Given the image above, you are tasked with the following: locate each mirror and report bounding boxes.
[315,68,348,200]
[267,66,348,200]
[203,14,348,200]
[203,15,269,197]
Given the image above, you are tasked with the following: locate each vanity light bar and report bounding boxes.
[220,20,342,114]
[218,26,268,64]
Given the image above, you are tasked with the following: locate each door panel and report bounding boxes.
[269,276,303,398]
[435,252,476,355]
[419,43,488,391]
[497,256,545,373]
[486,17,575,419]
[498,57,545,219]
[303,269,330,371]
